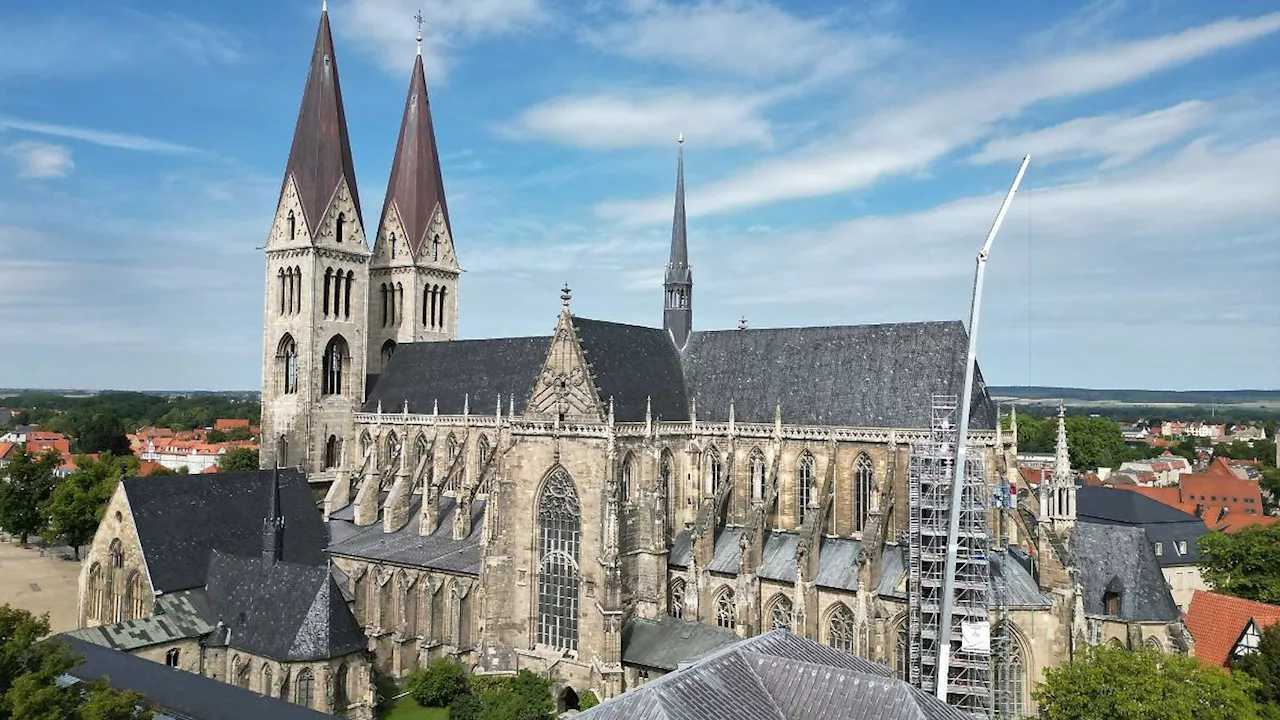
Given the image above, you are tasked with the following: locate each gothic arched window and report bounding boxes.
[660,450,674,542]
[381,340,396,368]
[750,449,766,501]
[335,212,345,244]
[797,452,815,525]
[331,267,343,318]
[895,620,908,679]
[705,446,723,495]
[344,270,354,319]
[414,434,429,471]
[360,431,373,461]
[537,468,581,651]
[278,335,298,395]
[262,664,273,697]
[668,577,685,619]
[855,454,874,533]
[384,432,401,469]
[127,571,146,620]
[293,266,302,313]
[323,268,332,316]
[234,657,250,689]
[478,434,492,468]
[389,233,397,260]
[296,668,314,708]
[324,436,340,469]
[287,210,296,240]
[767,594,793,631]
[88,563,104,622]
[620,453,634,501]
[335,664,348,708]
[992,623,1026,719]
[826,603,856,654]
[380,283,389,327]
[714,587,736,629]
[165,648,180,667]
[438,287,447,333]
[277,268,286,314]
[433,234,440,261]
[446,433,459,464]
[428,285,438,329]
[322,336,347,395]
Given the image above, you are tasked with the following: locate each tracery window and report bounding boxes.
[477,434,492,468]
[278,335,299,395]
[322,336,347,395]
[620,453,634,501]
[414,435,429,471]
[262,664,273,696]
[334,664,348,708]
[385,432,402,469]
[127,571,146,620]
[854,453,874,533]
[88,563,104,622]
[826,603,856,654]
[660,451,674,542]
[767,595,793,631]
[992,624,1026,719]
[714,587,736,629]
[895,621,908,679]
[446,433,459,464]
[165,648,180,667]
[234,657,250,689]
[705,446,723,495]
[668,577,685,620]
[797,452,814,525]
[750,449,766,501]
[537,469,581,651]
[296,668,314,708]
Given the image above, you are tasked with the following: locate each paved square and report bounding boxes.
[0,541,82,635]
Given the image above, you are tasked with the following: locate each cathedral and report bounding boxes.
[72,6,1191,719]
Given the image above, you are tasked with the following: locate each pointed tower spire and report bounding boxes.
[1054,405,1070,479]
[663,135,693,349]
[282,5,362,233]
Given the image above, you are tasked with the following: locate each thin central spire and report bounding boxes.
[669,135,688,267]
[663,135,693,348]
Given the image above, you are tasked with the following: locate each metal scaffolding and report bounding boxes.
[908,394,991,715]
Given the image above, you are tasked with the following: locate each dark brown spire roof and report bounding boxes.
[283,9,362,232]
[379,52,451,255]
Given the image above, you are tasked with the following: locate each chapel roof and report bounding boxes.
[1069,521,1181,623]
[1076,485,1209,567]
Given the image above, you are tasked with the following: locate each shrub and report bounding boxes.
[448,692,481,720]
[579,690,600,710]
[404,659,470,708]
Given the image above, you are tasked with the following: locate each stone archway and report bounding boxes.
[558,686,580,712]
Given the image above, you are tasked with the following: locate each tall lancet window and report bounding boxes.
[278,335,298,395]
[797,452,815,525]
[750,449,766,502]
[704,446,723,495]
[390,234,397,260]
[854,454,874,533]
[287,210,296,240]
[537,468,581,651]
[660,450,674,542]
[322,336,347,395]
[335,213,345,244]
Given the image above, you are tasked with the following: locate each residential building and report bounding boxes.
[1185,590,1280,668]
[1117,451,1192,486]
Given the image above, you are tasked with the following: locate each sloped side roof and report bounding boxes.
[1078,485,1209,567]
[283,9,362,229]
[125,469,326,593]
[1187,590,1280,667]
[63,590,213,651]
[623,616,741,671]
[204,552,365,662]
[380,52,450,254]
[682,322,997,428]
[363,336,548,414]
[59,636,336,720]
[1071,521,1180,622]
[573,317,689,422]
[327,497,484,575]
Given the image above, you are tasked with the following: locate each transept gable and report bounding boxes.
[370,202,411,269]
[313,178,368,253]
[411,205,459,271]
[526,307,604,423]
[266,176,310,249]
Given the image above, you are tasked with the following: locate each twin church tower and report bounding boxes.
[259,6,692,474]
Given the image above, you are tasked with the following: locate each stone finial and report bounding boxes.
[376,400,383,414]
[561,283,572,309]
[608,396,615,426]
[738,316,748,331]
[403,399,409,415]
[463,393,470,417]
[496,394,502,419]
[433,398,439,416]
[509,394,516,417]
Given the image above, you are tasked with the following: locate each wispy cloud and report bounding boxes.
[970,101,1213,168]
[581,0,897,82]
[502,91,772,149]
[4,141,74,178]
[0,117,200,155]
[339,0,544,80]
[597,12,1280,224]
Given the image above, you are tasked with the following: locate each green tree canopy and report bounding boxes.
[217,448,259,472]
[0,450,61,545]
[1034,644,1260,720]
[42,453,131,560]
[1199,525,1280,604]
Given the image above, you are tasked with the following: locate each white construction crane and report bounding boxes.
[935,155,1031,705]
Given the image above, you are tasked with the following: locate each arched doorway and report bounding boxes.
[558,686,580,712]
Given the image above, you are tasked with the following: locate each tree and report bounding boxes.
[1198,525,1280,604]
[217,449,259,472]
[1064,415,1127,471]
[0,450,61,545]
[42,454,128,560]
[143,465,178,477]
[479,670,554,720]
[1234,623,1280,719]
[63,409,129,457]
[405,659,470,708]
[1034,644,1260,720]
[579,690,600,710]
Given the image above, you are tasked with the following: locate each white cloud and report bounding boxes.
[581,0,897,81]
[597,12,1280,224]
[971,101,1213,168]
[338,0,543,80]
[4,141,74,178]
[0,117,199,155]
[503,91,772,149]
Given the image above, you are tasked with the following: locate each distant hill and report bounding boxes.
[990,387,1280,405]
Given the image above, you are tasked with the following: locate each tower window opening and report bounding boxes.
[323,268,332,316]
[335,213,345,244]
[287,210,296,240]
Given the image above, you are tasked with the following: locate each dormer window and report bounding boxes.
[1154,542,1163,556]
[1103,576,1124,616]
[1178,541,1188,555]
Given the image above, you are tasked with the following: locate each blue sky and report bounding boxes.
[1,0,1277,392]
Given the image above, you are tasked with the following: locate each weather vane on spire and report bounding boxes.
[414,10,425,51]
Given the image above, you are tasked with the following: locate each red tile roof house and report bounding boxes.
[214,418,251,431]
[1186,590,1280,668]
[1115,457,1276,534]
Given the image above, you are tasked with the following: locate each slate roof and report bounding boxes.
[671,529,857,591]
[125,469,327,593]
[585,630,968,720]
[1070,521,1180,623]
[876,546,1048,609]
[57,636,336,720]
[380,52,451,253]
[1077,485,1209,567]
[367,318,997,430]
[682,322,996,429]
[283,7,362,229]
[362,336,548,414]
[623,616,740,671]
[204,551,365,662]
[326,497,484,575]
[1186,590,1280,667]
[64,590,214,652]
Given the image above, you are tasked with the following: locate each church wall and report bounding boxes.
[129,638,200,673]
[78,484,152,629]
[216,648,374,719]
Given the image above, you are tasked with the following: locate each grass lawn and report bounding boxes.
[379,695,449,720]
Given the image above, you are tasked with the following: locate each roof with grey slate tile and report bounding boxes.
[623,616,741,671]
[586,630,968,720]
[365,318,996,431]
[758,533,798,584]
[204,551,365,662]
[1070,520,1180,622]
[58,636,336,720]
[876,546,1048,609]
[326,496,484,575]
[125,469,326,593]
[65,591,214,651]
[1077,485,1208,568]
